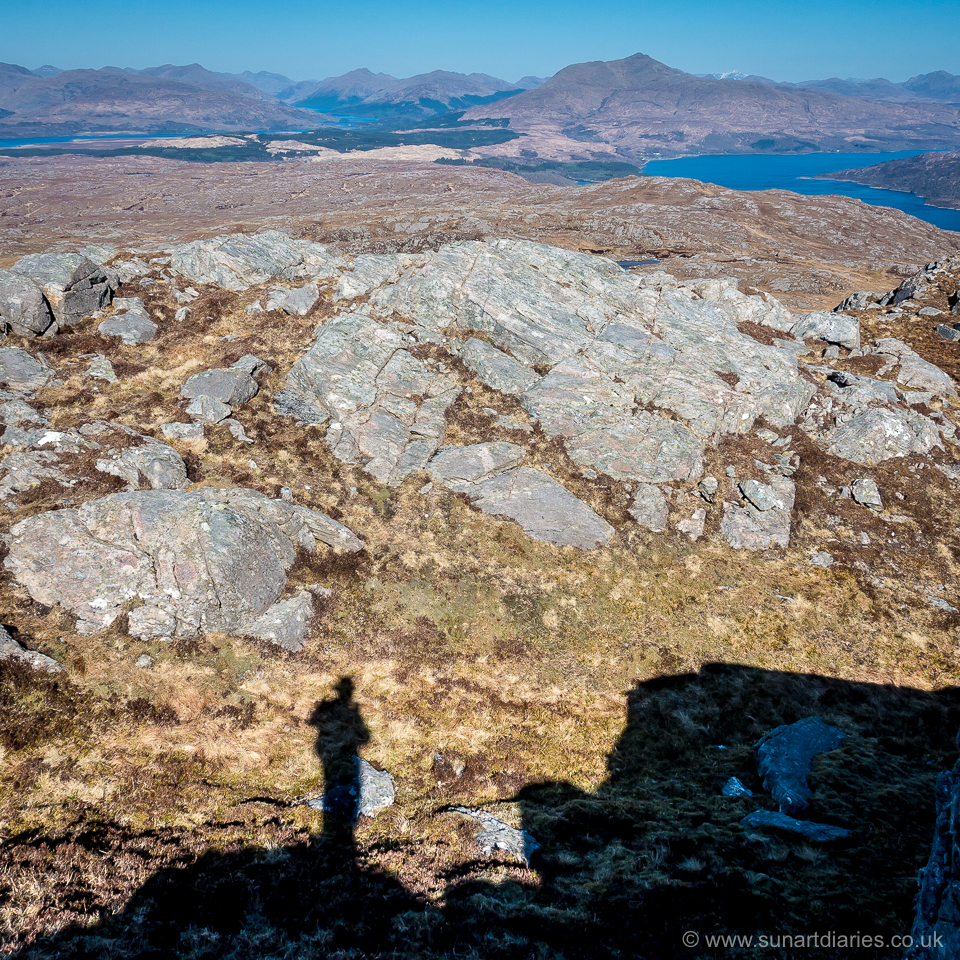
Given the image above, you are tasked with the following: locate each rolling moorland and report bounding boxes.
[2,48,960,960]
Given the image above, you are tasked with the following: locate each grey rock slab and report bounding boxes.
[0,269,55,337]
[4,487,361,638]
[241,590,313,652]
[428,441,525,486]
[451,807,540,864]
[186,395,232,424]
[851,478,882,509]
[927,595,959,614]
[0,451,68,497]
[936,324,960,342]
[86,355,117,383]
[224,419,254,444]
[741,810,849,842]
[919,306,943,317]
[266,282,320,316]
[95,441,188,491]
[273,388,329,426]
[824,407,943,465]
[181,368,258,406]
[0,348,54,393]
[722,777,753,797]
[98,312,157,346]
[790,311,861,350]
[433,460,613,549]
[11,255,116,326]
[160,422,204,441]
[0,625,62,672]
[169,230,344,292]
[722,477,796,551]
[810,551,835,568]
[755,716,847,816]
[628,483,669,532]
[460,337,540,395]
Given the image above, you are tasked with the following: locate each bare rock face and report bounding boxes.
[824,407,943,465]
[169,230,345,292]
[4,487,361,639]
[284,312,461,485]
[459,337,541,395]
[181,367,259,406]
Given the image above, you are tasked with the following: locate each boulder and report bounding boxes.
[241,590,314,652]
[628,484,669,532]
[11,253,117,325]
[721,477,796,551]
[0,625,62,673]
[0,348,54,393]
[160,422,204,441]
[186,395,232,424]
[94,441,188,491]
[307,757,396,821]
[790,311,861,350]
[851,478,883,510]
[677,506,706,542]
[98,312,157,346]
[872,337,957,397]
[266,282,320,316]
[755,716,847,816]
[824,407,943,465]
[450,806,540,864]
[4,487,361,638]
[0,270,55,337]
[181,368,258,406]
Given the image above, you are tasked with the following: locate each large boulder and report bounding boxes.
[0,270,56,337]
[11,254,117,326]
[4,487,362,639]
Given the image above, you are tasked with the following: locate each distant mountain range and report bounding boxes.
[821,150,960,210]
[0,62,325,137]
[463,53,960,159]
[1,54,959,156]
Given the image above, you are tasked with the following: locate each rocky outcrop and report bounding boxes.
[741,809,849,842]
[0,270,55,337]
[721,477,796,551]
[4,487,361,640]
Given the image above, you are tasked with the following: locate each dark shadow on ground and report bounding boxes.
[9,665,960,959]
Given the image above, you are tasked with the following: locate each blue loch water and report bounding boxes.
[641,152,960,234]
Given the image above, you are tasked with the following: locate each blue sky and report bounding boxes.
[4,0,958,83]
